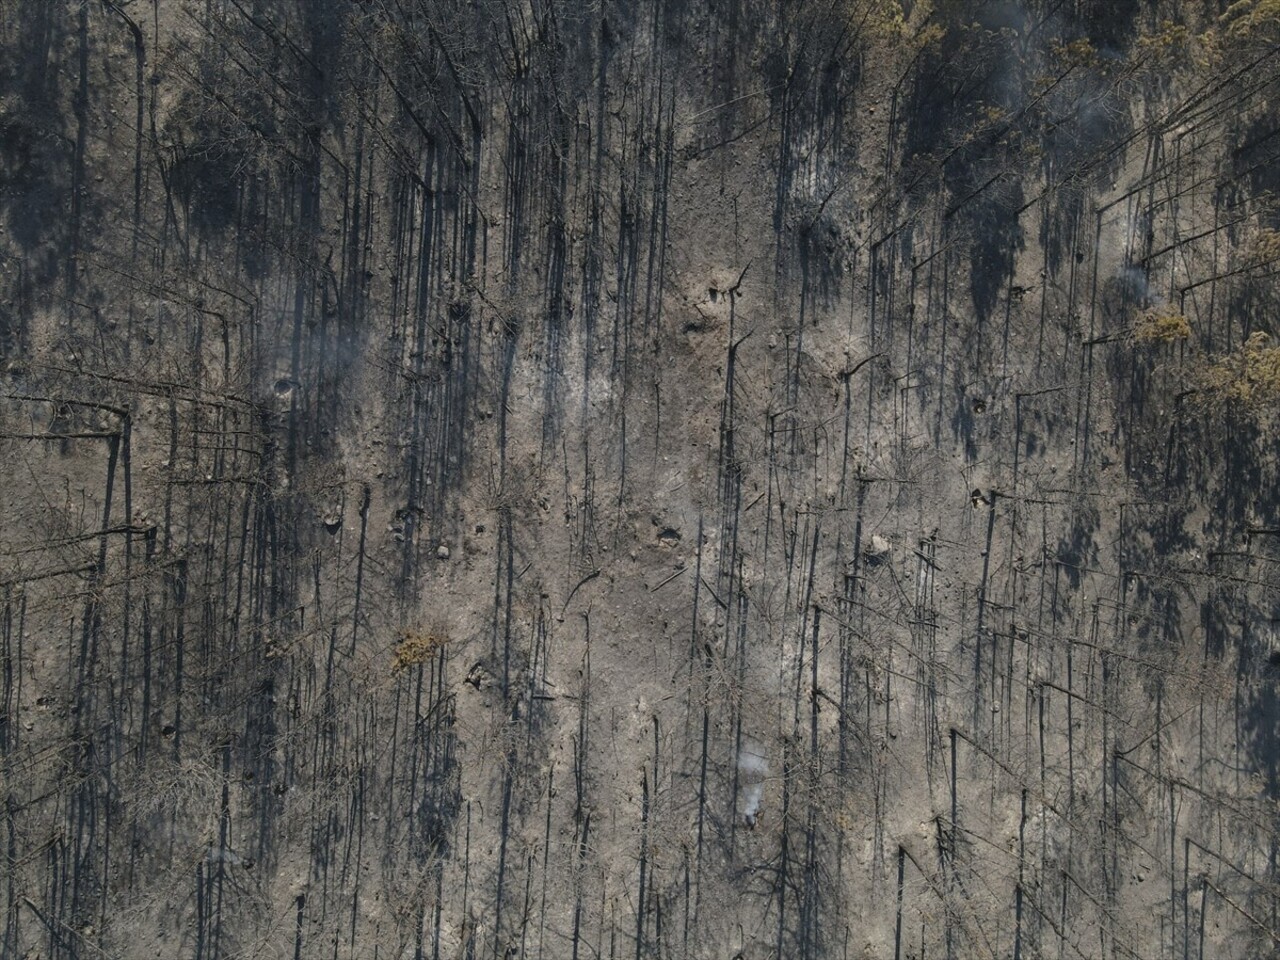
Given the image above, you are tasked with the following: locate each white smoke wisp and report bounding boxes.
[737,743,768,827]
[206,846,242,865]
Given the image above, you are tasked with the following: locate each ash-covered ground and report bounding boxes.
[4,2,1280,957]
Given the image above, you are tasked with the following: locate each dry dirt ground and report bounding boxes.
[3,2,1280,958]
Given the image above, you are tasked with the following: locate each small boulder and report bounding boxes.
[865,534,891,559]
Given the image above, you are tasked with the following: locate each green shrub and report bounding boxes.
[1199,332,1280,408]
[1132,306,1192,344]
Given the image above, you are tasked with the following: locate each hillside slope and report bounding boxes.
[3,1,1280,957]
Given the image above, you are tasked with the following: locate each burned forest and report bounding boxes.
[4,0,1280,957]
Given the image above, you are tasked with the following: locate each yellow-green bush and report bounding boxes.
[1199,332,1280,408]
[1222,0,1280,37]
[392,629,449,671]
[1132,305,1192,344]
[1249,228,1280,264]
